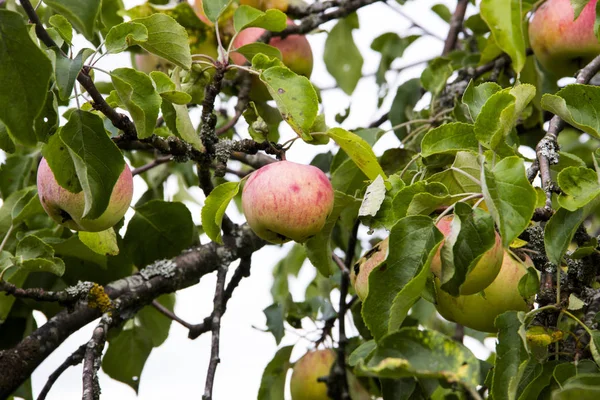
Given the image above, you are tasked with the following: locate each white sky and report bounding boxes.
[24,1,494,399]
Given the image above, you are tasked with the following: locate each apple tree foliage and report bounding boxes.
[1,0,600,399]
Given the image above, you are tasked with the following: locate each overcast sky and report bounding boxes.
[25,1,493,399]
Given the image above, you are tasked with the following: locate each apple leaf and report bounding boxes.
[79,229,119,256]
[136,294,175,348]
[480,0,527,74]
[233,6,287,32]
[150,71,191,105]
[544,197,600,266]
[12,235,66,276]
[541,84,600,139]
[462,80,502,121]
[263,303,285,344]
[428,151,482,195]
[324,13,364,95]
[0,251,23,322]
[124,200,194,266]
[518,267,540,301]
[482,156,536,248]
[48,14,73,45]
[257,345,294,400]
[490,311,529,400]
[557,166,600,211]
[111,68,162,139]
[52,48,93,101]
[11,189,44,226]
[392,181,449,220]
[260,66,319,141]
[331,158,368,195]
[552,374,600,399]
[102,324,153,393]
[356,328,480,388]
[371,33,418,87]
[421,122,478,158]
[0,10,53,146]
[44,0,101,41]
[58,110,126,220]
[0,155,35,199]
[234,43,282,64]
[362,216,443,340]
[130,13,192,70]
[420,57,453,96]
[105,22,149,54]
[202,0,232,23]
[201,181,240,245]
[327,128,387,182]
[305,191,360,277]
[388,78,422,140]
[439,203,497,296]
[358,175,387,217]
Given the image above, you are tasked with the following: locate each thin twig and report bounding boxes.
[216,73,252,136]
[442,0,469,56]
[37,345,87,400]
[203,265,228,400]
[131,156,173,176]
[386,2,445,41]
[82,315,111,400]
[152,300,194,329]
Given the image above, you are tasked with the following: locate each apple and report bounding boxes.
[241,161,334,244]
[430,215,503,295]
[351,237,389,301]
[434,251,534,333]
[37,158,133,232]
[529,0,600,77]
[230,20,314,78]
[290,349,370,400]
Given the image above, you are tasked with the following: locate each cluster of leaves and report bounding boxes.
[1,0,600,399]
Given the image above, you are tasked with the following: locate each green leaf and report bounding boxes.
[202,0,232,23]
[327,128,387,182]
[517,360,559,400]
[420,58,453,96]
[0,10,53,146]
[324,13,364,95]
[13,235,65,276]
[79,229,119,256]
[432,4,452,22]
[111,67,162,139]
[11,190,45,226]
[371,33,418,86]
[58,110,126,220]
[130,13,192,70]
[52,48,93,101]
[518,267,540,301]
[491,312,528,400]
[362,216,443,340]
[105,22,148,54]
[358,175,387,217]
[480,0,527,73]
[428,151,482,195]
[482,156,536,247]
[356,328,480,388]
[552,374,600,399]
[389,78,422,140]
[150,71,192,104]
[260,66,318,140]
[48,14,73,45]
[102,324,153,393]
[305,191,360,276]
[233,6,287,32]
[136,293,175,347]
[541,84,600,139]
[544,198,600,266]
[234,43,282,64]
[439,203,497,296]
[421,122,478,158]
[124,200,194,266]
[201,181,240,245]
[263,303,285,344]
[462,80,502,121]
[44,0,101,41]
[0,155,35,198]
[257,345,294,400]
[392,181,450,220]
[557,166,600,211]
[243,101,270,142]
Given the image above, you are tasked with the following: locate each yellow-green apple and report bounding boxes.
[529,0,600,77]
[241,161,334,244]
[430,215,503,295]
[290,349,370,400]
[37,158,133,232]
[230,20,314,78]
[351,238,389,301]
[434,251,534,333]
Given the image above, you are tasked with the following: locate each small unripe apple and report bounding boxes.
[435,251,534,333]
[230,20,314,78]
[351,238,389,301]
[290,349,370,400]
[37,158,133,232]
[241,161,334,244]
[430,215,503,295]
[529,0,600,77]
